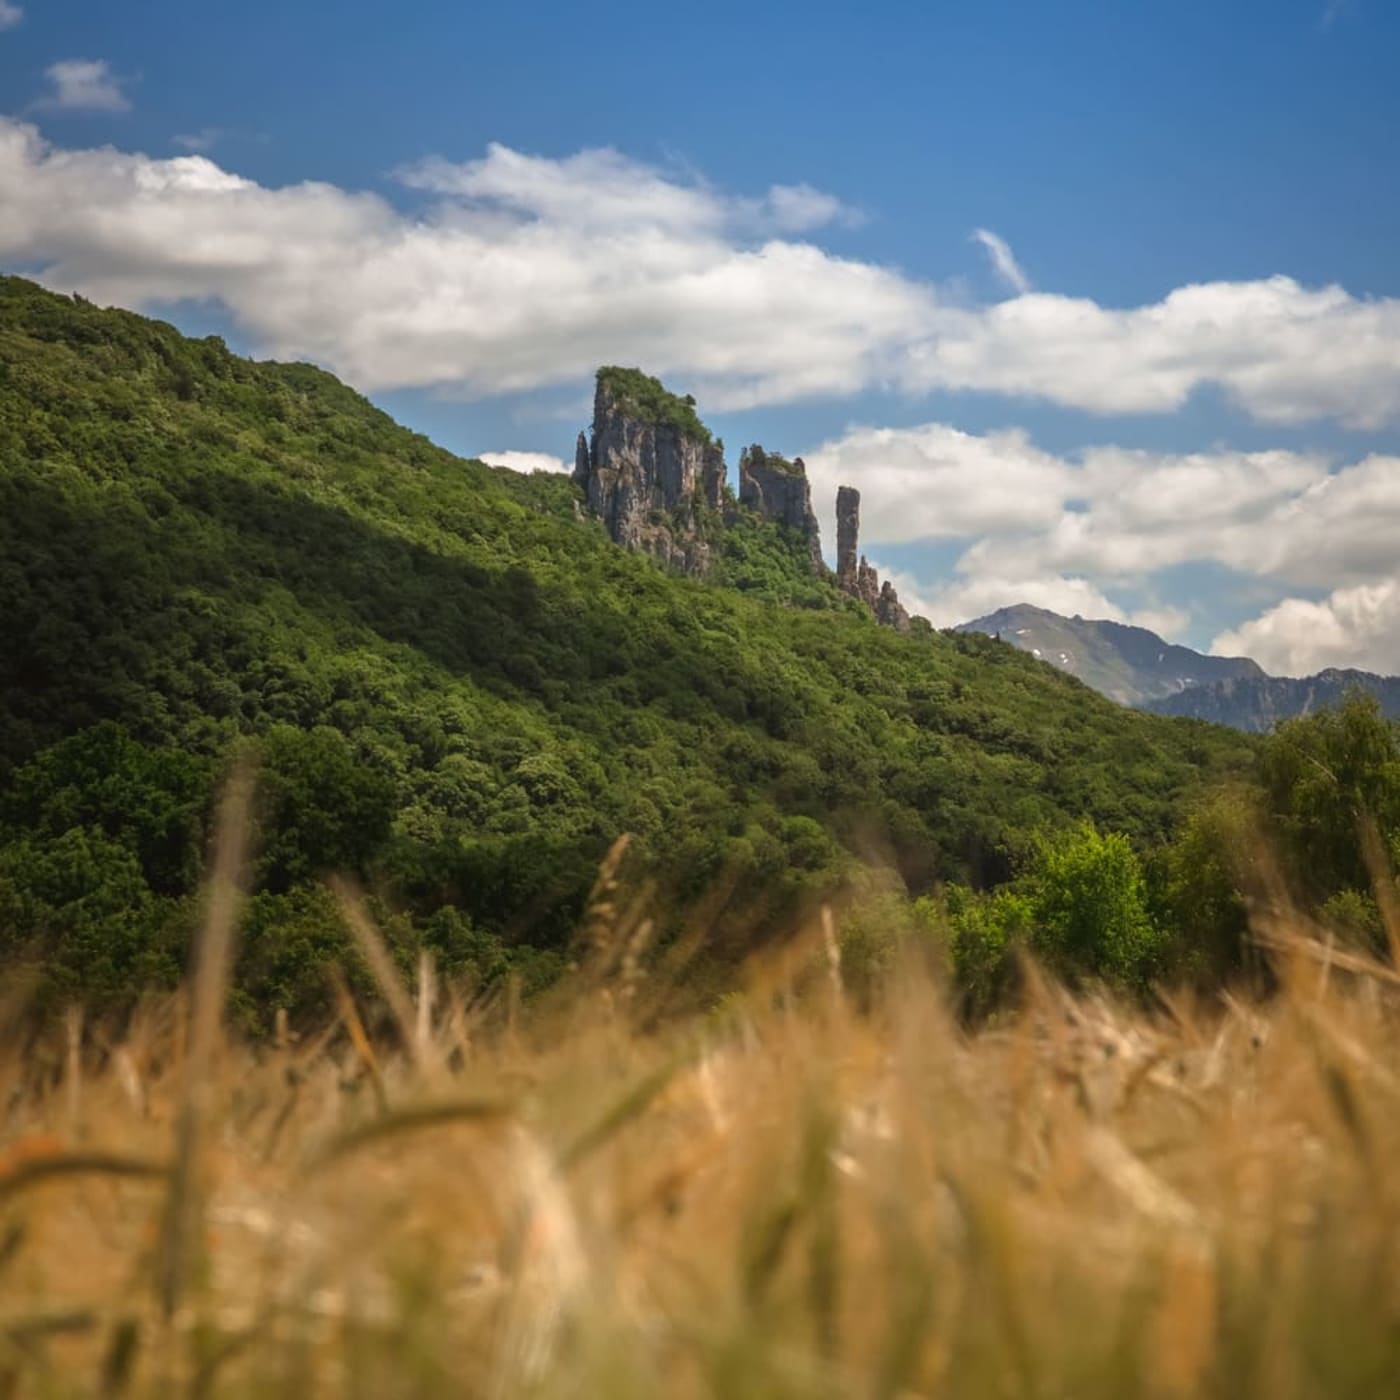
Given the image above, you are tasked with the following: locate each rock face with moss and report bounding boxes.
[573,367,725,575]
[833,484,910,631]
[738,445,824,572]
[574,368,908,629]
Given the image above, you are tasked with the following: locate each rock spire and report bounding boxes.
[832,482,909,632]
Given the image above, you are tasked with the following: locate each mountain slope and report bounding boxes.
[957,604,1264,706]
[1146,669,1400,732]
[0,278,1251,1010]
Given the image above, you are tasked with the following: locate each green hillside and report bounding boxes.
[0,277,1251,1015]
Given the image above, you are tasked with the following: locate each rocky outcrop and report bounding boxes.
[836,485,860,587]
[574,371,725,576]
[832,483,910,632]
[572,368,910,630]
[738,445,824,572]
[875,580,911,632]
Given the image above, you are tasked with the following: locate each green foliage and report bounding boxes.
[946,821,1162,1013]
[1029,822,1162,986]
[947,884,1034,1018]
[0,277,1254,1014]
[745,445,803,475]
[713,511,861,611]
[1155,787,1261,986]
[595,366,712,443]
[1318,888,1387,953]
[0,723,212,894]
[0,827,188,1010]
[256,725,397,889]
[1256,690,1400,903]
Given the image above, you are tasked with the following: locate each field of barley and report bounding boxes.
[3,811,1399,1397]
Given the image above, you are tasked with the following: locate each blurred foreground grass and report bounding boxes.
[4,827,1400,1396]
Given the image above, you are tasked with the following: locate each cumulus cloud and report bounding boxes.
[479,450,568,475]
[39,60,130,113]
[0,125,923,405]
[0,3,22,33]
[805,419,1400,658]
[904,278,1400,428]
[882,564,1129,631]
[971,228,1031,295]
[3,125,1400,426]
[1212,581,1400,677]
[803,420,1335,583]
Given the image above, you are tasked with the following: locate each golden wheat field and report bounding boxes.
[4,814,1400,1397]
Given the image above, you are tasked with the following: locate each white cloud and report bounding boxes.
[904,278,1400,428]
[2,126,1400,427]
[971,228,1031,295]
[39,60,131,113]
[763,183,862,233]
[0,126,924,406]
[803,420,1334,583]
[395,145,860,240]
[0,2,22,33]
[479,450,568,475]
[882,564,1130,631]
[173,129,222,153]
[805,419,1400,660]
[1212,581,1400,677]
[1129,605,1192,641]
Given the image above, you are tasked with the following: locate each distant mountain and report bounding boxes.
[955,604,1264,706]
[1144,670,1400,732]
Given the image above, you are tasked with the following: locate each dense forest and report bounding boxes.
[4,276,1394,1023]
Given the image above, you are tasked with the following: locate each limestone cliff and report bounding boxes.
[737,445,824,572]
[572,368,909,631]
[573,367,725,575]
[833,484,910,632]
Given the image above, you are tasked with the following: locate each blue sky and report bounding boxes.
[3,0,1399,672]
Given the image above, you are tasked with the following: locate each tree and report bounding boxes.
[256,725,396,889]
[1256,691,1400,904]
[1158,787,1263,986]
[1030,823,1161,986]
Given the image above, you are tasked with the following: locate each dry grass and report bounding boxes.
[4,894,1400,1397]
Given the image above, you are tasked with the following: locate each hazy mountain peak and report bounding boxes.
[956,604,1263,707]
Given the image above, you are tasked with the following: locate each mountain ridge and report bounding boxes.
[1144,668,1400,731]
[959,602,1400,732]
[956,603,1263,706]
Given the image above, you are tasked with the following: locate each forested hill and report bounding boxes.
[0,277,1250,1014]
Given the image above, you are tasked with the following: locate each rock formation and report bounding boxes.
[875,580,911,632]
[572,368,910,630]
[832,483,910,632]
[737,445,824,571]
[836,485,860,587]
[573,369,726,576]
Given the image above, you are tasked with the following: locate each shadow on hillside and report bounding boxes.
[0,460,812,761]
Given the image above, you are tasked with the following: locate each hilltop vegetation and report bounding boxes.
[0,276,1272,1016]
[594,365,713,443]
